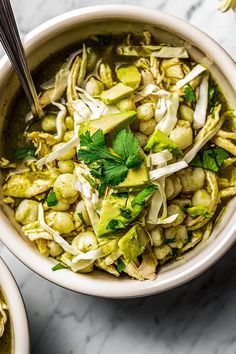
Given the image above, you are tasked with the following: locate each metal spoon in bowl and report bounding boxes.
[0,0,44,119]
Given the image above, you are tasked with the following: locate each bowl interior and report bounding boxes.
[0,6,236,298]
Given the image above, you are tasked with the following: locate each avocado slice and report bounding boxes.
[97,186,157,237]
[116,65,141,89]
[100,83,134,105]
[97,192,138,237]
[118,224,148,263]
[79,111,136,135]
[115,162,149,190]
[144,129,183,157]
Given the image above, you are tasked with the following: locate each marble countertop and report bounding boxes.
[1,1,236,353]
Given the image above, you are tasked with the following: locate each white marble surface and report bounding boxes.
[1,1,236,353]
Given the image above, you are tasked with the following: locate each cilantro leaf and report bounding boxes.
[14,148,35,160]
[81,173,106,198]
[112,129,140,159]
[78,129,142,187]
[131,185,158,207]
[187,231,193,242]
[184,84,196,103]
[120,208,132,219]
[165,238,176,244]
[190,147,229,172]
[112,192,129,198]
[77,212,87,226]
[106,219,125,231]
[52,263,68,271]
[78,130,121,164]
[125,154,143,169]
[47,191,58,207]
[82,173,100,190]
[103,160,128,186]
[116,259,125,273]
[208,85,216,103]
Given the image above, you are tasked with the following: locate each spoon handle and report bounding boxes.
[0,0,44,118]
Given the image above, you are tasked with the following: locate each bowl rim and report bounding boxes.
[0,257,30,354]
[0,5,236,298]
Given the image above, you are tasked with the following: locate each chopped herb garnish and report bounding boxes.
[106,219,125,231]
[52,263,68,271]
[78,129,143,186]
[187,231,193,243]
[120,208,132,219]
[190,147,229,172]
[165,238,176,244]
[82,173,106,197]
[208,85,216,105]
[112,192,129,198]
[131,185,157,207]
[14,148,35,160]
[46,191,58,207]
[116,259,125,273]
[78,212,87,227]
[184,84,196,103]
[82,173,100,190]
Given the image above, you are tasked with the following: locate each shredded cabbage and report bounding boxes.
[184,104,224,163]
[52,102,67,141]
[149,161,188,180]
[38,203,79,255]
[36,136,79,169]
[150,150,173,166]
[176,64,206,89]
[193,72,209,129]
[156,93,179,136]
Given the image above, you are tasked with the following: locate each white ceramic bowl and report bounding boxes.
[0,257,30,354]
[0,5,236,298]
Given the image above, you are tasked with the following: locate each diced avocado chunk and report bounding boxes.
[145,129,183,157]
[116,162,149,189]
[116,65,141,89]
[118,225,147,263]
[79,111,136,135]
[100,83,134,105]
[97,186,157,237]
[97,193,140,237]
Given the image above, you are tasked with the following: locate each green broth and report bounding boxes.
[0,289,13,354]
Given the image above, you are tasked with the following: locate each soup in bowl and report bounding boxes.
[0,257,29,354]
[0,6,236,298]
[0,288,12,354]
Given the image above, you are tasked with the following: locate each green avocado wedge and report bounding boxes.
[116,65,141,89]
[100,83,134,105]
[118,224,148,263]
[145,129,183,157]
[97,185,157,237]
[79,111,137,136]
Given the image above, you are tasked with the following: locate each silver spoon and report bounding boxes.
[0,0,44,119]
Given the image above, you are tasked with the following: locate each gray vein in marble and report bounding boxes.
[185,0,204,20]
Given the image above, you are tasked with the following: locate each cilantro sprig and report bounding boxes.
[47,191,58,207]
[184,84,196,104]
[116,259,125,273]
[190,147,229,172]
[78,129,143,186]
[14,148,35,160]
